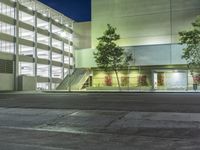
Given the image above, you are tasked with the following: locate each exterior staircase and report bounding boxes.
[56,68,91,91]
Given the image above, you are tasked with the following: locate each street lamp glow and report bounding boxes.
[61,32,67,38]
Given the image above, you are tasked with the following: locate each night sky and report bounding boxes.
[38,0,91,22]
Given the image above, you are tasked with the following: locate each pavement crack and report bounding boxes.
[42,114,66,127]
[104,113,128,128]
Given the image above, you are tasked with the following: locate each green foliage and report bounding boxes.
[94,24,123,71]
[94,24,132,71]
[124,52,133,66]
[179,16,200,74]
[94,24,133,89]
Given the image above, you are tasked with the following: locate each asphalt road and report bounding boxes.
[0,93,200,112]
[0,92,200,150]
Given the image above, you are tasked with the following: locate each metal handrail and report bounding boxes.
[56,69,77,89]
[77,71,91,90]
[57,68,91,90]
[71,69,87,89]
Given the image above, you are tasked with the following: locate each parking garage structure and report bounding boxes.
[0,0,74,90]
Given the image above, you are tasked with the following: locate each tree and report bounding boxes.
[94,24,132,90]
[179,16,200,85]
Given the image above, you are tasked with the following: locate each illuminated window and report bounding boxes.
[19,62,34,76]
[64,56,69,64]
[0,40,14,53]
[52,66,62,79]
[0,3,15,18]
[19,45,34,56]
[64,43,70,52]
[37,33,49,45]
[19,11,34,26]
[52,38,62,50]
[37,18,49,31]
[0,21,15,36]
[19,27,34,41]
[37,64,49,77]
[18,0,35,11]
[37,49,49,60]
[52,52,62,62]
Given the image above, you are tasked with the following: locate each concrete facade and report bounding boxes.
[74,22,92,68]
[74,0,200,69]
[0,73,14,91]
[74,22,91,50]
[0,0,74,91]
[83,0,200,90]
[92,0,200,47]
[18,75,36,91]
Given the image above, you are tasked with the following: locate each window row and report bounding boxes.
[0,5,72,41]
[19,45,73,63]
[0,22,73,49]
[19,30,73,52]
[18,0,72,27]
[0,22,72,45]
[0,1,72,28]
[19,11,72,39]
[19,62,71,79]
[0,40,73,61]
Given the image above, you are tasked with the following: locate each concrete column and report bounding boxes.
[34,4,38,81]
[61,16,65,79]
[62,39,65,79]
[71,21,75,72]
[186,70,189,91]
[68,40,71,75]
[14,0,19,91]
[170,0,173,65]
[49,18,53,90]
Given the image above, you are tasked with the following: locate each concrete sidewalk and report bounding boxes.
[45,89,200,93]
[1,89,200,94]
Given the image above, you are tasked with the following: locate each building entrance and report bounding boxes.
[153,70,188,90]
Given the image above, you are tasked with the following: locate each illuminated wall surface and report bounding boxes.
[92,0,200,47]
[75,0,200,68]
[92,70,151,88]
[74,22,91,50]
[0,0,74,90]
[91,68,194,90]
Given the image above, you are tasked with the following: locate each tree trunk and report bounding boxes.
[114,70,121,91]
[188,64,195,84]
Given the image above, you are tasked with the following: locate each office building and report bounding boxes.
[75,0,200,90]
